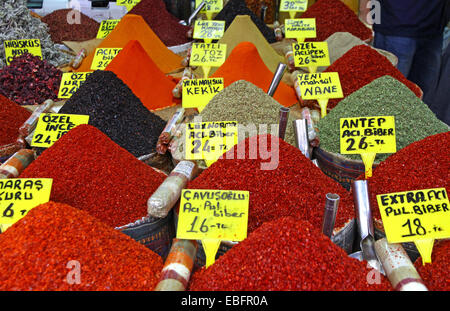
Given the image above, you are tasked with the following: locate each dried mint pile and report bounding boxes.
[317,76,449,162]
[214,0,276,43]
[58,70,166,158]
[0,201,163,291]
[414,240,450,291]
[189,217,392,291]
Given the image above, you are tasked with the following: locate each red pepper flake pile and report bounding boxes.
[324,45,422,110]
[20,124,166,227]
[0,53,62,106]
[358,132,450,223]
[128,0,190,47]
[414,240,450,291]
[189,217,392,291]
[0,94,30,145]
[0,201,163,291]
[187,134,354,234]
[301,0,372,42]
[41,9,100,43]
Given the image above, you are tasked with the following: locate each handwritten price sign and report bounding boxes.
[90,48,122,70]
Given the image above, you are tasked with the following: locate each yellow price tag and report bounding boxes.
[185,121,238,166]
[31,113,90,148]
[377,188,450,264]
[193,20,225,42]
[0,178,53,231]
[177,189,249,267]
[280,0,308,18]
[4,39,42,65]
[195,0,223,13]
[58,72,92,99]
[190,43,227,78]
[340,116,396,178]
[90,48,122,70]
[96,19,120,39]
[292,42,330,71]
[285,18,316,41]
[182,78,224,112]
[116,0,141,11]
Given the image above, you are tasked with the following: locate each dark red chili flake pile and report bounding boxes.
[0,201,163,291]
[189,217,392,291]
[414,240,450,291]
[358,132,450,223]
[302,0,373,42]
[0,53,62,106]
[323,45,423,110]
[186,134,354,234]
[0,94,31,145]
[41,9,100,43]
[128,0,190,46]
[20,124,166,227]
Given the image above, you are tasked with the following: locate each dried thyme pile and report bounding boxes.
[317,76,449,162]
[0,1,70,68]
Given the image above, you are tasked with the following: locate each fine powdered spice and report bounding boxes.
[211,42,297,107]
[189,217,392,291]
[301,0,373,42]
[187,134,355,233]
[317,76,449,162]
[76,15,183,74]
[214,0,276,43]
[128,0,190,47]
[58,70,166,157]
[245,0,275,23]
[20,125,166,227]
[323,45,422,110]
[0,0,70,68]
[0,201,163,291]
[414,240,450,291]
[106,40,178,111]
[0,53,62,105]
[0,94,30,145]
[41,9,100,43]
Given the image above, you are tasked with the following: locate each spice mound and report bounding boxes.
[359,132,450,223]
[211,42,297,107]
[0,94,31,145]
[301,0,373,42]
[317,76,449,162]
[414,240,450,291]
[41,9,100,43]
[214,0,276,43]
[0,53,62,105]
[106,40,178,111]
[0,201,163,291]
[59,70,166,157]
[323,45,422,110]
[187,134,354,234]
[128,0,190,47]
[20,124,166,227]
[189,217,392,291]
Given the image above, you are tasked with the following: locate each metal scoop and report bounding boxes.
[179,1,206,26]
[267,62,287,97]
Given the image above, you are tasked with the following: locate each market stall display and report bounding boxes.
[414,241,450,291]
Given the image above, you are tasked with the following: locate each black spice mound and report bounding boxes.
[58,70,166,158]
[214,0,276,43]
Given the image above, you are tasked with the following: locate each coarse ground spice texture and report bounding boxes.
[323,45,422,110]
[20,125,166,227]
[187,134,354,233]
[358,132,450,223]
[317,76,449,162]
[414,240,450,291]
[58,70,166,158]
[41,9,100,43]
[189,217,392,291]
[0,94,30,145]
[0,202,163,291]
[128,0,190,47]
[301,0,372,42]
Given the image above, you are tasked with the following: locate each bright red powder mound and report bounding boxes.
[0,94,30,145]
[0,201,163,291]
[414,240,450,291]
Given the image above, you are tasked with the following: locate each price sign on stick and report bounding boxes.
[177,189,249,267]
[377,188,450,264]
[292,42,330,73]
[297,72,343,117]
[117,0,141,11]
[190,43,227,78]
[340,116,396,178]
[193,20,225,43]
[4,39,42,65]
[91,48,122,70]
[58,72,92,99]
[182,78,224,112]
[195,0,223,20]
[285,18,316,42]
[96,19,120,39]
[280,0,308,18]
[0,178,52,232]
